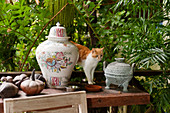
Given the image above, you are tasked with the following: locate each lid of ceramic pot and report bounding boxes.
[104,58,131,75]
[46,22,69,38]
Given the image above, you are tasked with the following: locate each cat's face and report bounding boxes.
[91,47,104,61]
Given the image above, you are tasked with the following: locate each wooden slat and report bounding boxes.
[33,106,77,113]
[3,91,87,113]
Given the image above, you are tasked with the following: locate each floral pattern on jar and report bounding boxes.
[37,51,73,73]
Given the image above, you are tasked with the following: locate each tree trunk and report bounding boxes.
[88,0,99,47]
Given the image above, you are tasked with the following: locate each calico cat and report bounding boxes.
[71,41,104,84]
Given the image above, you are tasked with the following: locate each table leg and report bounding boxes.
[110,106,118,113]
[123,106,127,113]
[118,106,123,113]
[118,106,127,113]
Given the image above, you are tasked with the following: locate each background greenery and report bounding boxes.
[0,0,169,112]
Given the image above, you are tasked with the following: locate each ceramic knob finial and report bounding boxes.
[56,22,60,27]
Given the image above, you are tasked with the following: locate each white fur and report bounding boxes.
[78,53,99,84]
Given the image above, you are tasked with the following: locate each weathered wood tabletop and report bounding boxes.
[0,86,150,113]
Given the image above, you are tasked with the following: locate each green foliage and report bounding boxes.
[0,0,50,71]
[95,0,169,70]
[117,17,169,69]
[137,74,170,113]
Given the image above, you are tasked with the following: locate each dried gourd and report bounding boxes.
[35,74,47,88]
[20,69,45,95]
[0,76,13,83]
[0,82,19,98]
[13,74,29,89]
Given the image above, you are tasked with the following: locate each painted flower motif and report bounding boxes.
[40,51,72,73]
[46,58,56,67]
[56,52,64,60]
[56,61,61,68]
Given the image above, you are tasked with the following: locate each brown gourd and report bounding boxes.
[1,76,7,82]
[0,82,19,98]
[20,69,45,95]
[13,74,29,89]
[1,76,13,83]
[35,74,47,88]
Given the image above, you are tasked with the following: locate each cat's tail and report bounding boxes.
[70,41,77,44]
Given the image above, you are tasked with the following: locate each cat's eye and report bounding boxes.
[96,55,98,57]
[101,55,103,57]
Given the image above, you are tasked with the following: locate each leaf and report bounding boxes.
[152,56,159,63]
[88,2,95,12]
[122,35,130,38]
[158,54,166,62]
[161,53,168,59]
[86,1,91,5]
[118,10,126,15]
[125,11,130,17]
[149,82,153,94]
[155,54,164,63]
[139,60,149,68]
[140,57,151,63]
[114,0,123,11]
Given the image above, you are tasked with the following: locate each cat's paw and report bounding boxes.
[88,81,93,84]
[88,81,95,84]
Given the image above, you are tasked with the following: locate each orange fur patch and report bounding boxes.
[70,41,91,62]
[70,41,104,62]
[91,48,104,59]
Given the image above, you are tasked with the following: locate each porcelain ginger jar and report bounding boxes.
[103,58,135,91]
[36,22,79,88]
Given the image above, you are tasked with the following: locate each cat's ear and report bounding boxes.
[101,47,104,51]
[92,48,96,53]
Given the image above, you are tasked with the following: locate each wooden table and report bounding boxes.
[0,86,150,113]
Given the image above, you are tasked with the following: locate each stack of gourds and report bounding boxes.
[0,69,46,98]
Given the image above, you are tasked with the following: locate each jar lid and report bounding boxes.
[115,58,125,63]
[46,22,69,38]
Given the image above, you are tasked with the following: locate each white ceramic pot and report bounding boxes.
[36,22,79,88]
